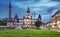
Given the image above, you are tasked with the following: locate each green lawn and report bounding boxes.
[0,30,60,37]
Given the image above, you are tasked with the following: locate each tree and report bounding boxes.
[35,20,42,29]
[0,20,7,26]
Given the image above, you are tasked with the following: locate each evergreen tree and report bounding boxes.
[35,20,42,29]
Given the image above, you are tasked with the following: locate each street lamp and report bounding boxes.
[48,14,51,30]
[32,12,37,25]
[32,12,37,20]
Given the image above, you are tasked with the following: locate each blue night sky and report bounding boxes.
[0,0,60,23]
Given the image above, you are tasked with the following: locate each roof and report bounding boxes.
[38,14,41,20]
[14,14,18,19]
[52,10,60,18]
[27,7,30,13]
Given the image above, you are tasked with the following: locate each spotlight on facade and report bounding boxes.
[52,25,55,28]
[58,25,60,28]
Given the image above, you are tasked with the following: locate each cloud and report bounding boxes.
[51,0,60,2]
[0,0,60,23]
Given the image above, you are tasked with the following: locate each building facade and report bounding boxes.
[19,7,41,28]
[48,10,60,28]
[7,1,15,28]
[7,1,41,28]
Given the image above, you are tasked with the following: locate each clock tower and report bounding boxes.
[26,7,31,19]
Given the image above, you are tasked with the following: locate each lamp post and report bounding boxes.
[32,12,37,25]
[48,14,51,30]
[31,16,32,28]
[55,17,58,28]
[23,16,25,25]
[32,12,37,20]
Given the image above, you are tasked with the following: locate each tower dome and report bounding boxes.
[38,14,41,20]
[26,7,31,19]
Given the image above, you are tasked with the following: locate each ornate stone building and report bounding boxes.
[7,1,18,28]
[19,7,41,28]
[7,1,41,28]
[7,1,15,28]
[49,10,60,28]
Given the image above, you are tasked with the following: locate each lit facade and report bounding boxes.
[50,10,60,28]
[19,7,41,28]
[7,1,41,28]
